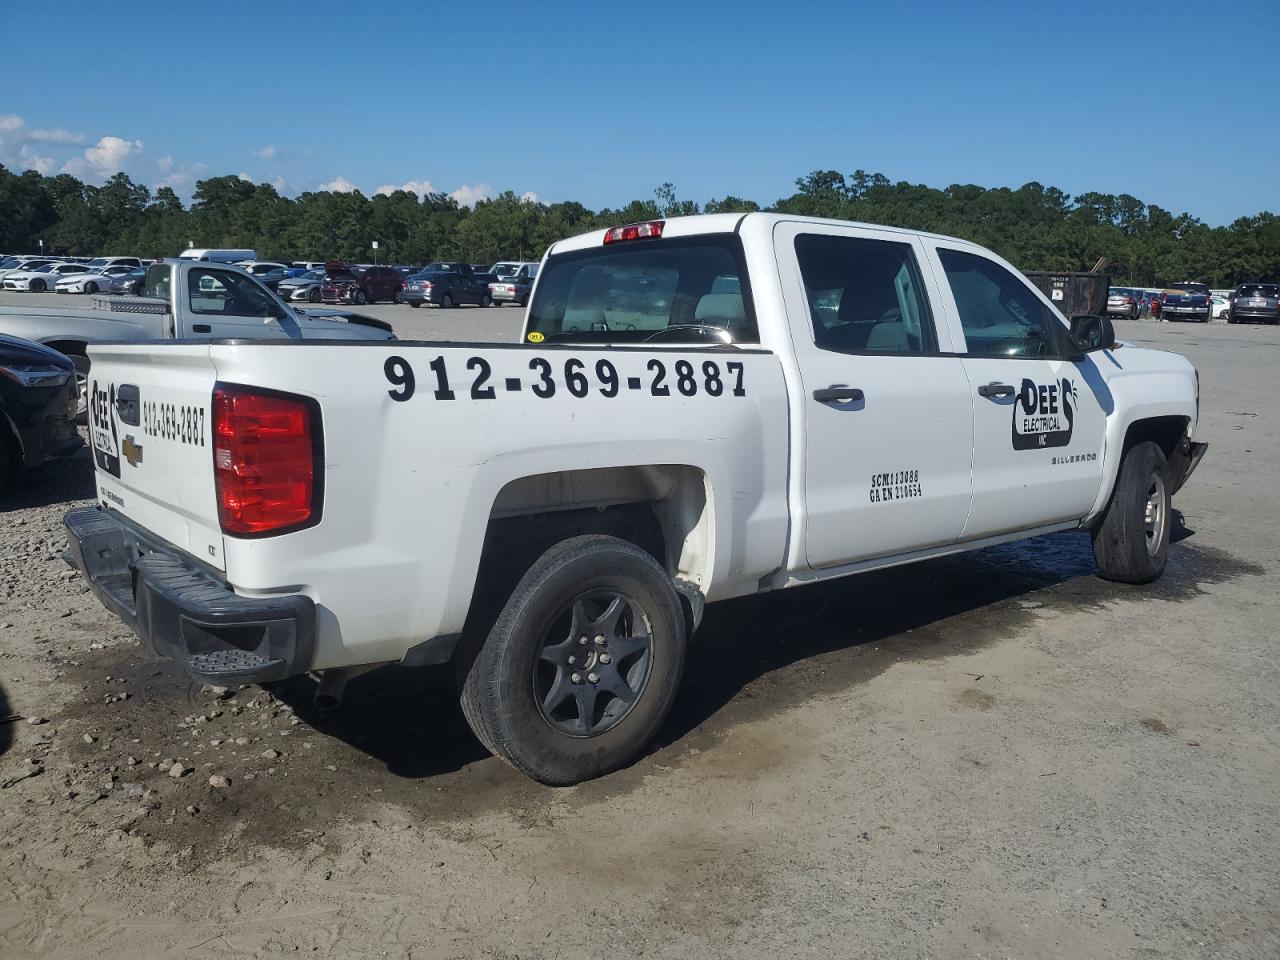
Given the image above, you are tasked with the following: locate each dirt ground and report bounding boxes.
[1,316,1277,959]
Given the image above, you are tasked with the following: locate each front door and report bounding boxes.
[776,222,975,568]
[926,244,1107,539]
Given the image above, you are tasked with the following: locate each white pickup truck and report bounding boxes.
[65,213,1206,785]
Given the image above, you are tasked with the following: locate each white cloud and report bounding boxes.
[0,114,87,174]
[521,190,542,204]
[375,178,437,198]
[156,154,174,173]
[252,144,277,160]
[237,171,253,182]
[450,183,494,208]
[320,176,359,193]
[29,127,85,145]
[63,135,144,177]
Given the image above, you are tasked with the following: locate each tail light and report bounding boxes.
[603,220,664,244]
[212,385,322,536]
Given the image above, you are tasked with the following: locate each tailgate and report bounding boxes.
[87,343,225,571]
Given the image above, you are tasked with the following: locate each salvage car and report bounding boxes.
[1161,282,1212,322]
[320,261,403,305]
[1226,283,1280,324]
[1105,287,1141,320]
[0,333,81,488]
[277,268,327,303]
[107,267,148,296]
[401,264,492,308]
[65,213,1206,786]
[55,264,137,295]
[3,261,90,292]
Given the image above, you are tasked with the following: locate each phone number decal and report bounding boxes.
[143,400,206,446]
[382,355,747,402]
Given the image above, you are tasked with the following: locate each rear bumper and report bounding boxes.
[1229,309,1279,322]
[63,506,315,685]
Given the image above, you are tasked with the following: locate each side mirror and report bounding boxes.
[1069,314,1116,353]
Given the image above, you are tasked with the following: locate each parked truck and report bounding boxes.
[0,259,394,415]
[65,213,1206,785]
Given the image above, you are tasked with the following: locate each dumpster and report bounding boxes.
[1024,271,1110,318]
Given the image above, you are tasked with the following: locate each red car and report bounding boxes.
[320,261,403,305]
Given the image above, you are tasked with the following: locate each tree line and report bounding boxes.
[1,165,1276,286]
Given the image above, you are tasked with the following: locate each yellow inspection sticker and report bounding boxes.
[527,331,545,343]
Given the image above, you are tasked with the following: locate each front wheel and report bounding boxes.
[84,281,98,294]
[480,293,492,308]
[354,290,367,305]
[309,287,321,303]
[460,535,687,785]
[31,279,46,292]
[1092,441,1172,584]
[440,294,454,309]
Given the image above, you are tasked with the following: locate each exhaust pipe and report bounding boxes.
[312,663,385,710]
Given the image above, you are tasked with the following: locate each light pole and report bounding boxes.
[372,240,380,265]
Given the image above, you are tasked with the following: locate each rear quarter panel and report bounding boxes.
[208,341,790,670]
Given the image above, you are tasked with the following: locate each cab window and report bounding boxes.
[938,249,1063,358]
[794,234,938,354]
[188,268,281,317]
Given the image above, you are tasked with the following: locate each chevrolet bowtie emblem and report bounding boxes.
[122,435,144,467]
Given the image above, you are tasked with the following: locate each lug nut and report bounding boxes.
[593,635,605,646]
[587,672,600,684]
[568,655,576,664]
[578,637,588,646]
[599,654,612,664]
[571,672,582,684]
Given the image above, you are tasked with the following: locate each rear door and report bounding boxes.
[183,265,291,339]
[87,344,226,569]
[924,243,1107,539]
[776,221,975,568]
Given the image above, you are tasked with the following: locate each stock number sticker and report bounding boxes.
[383,355,747,403]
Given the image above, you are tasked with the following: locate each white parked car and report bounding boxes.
[80,256,142,272]
[55,264,137,294]
[2,261,91,292]
[0,258,62,281]
[1211,295,1231,320]
[276,268,327,302]
[66,213,1207,786]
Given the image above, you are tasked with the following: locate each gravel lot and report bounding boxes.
[1,302,1277,959]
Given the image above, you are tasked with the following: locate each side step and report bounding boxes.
[186,649,288,684]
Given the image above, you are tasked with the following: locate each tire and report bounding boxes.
[31,279,46,292]
[309,287,321,303]
[1092,440,1172,584]
[441,294,454,309]
[70,355,90,424]
[480,293,492,308]
[354,290,367,305]
[460,534,687,785]
[408,301,420,308]
[84,281,98,294]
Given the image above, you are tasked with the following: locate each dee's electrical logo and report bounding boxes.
[1012,378,1076,450]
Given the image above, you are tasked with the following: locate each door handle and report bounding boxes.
[977,382,1015,398]
[192,323,211,333]
[813,386,865,403]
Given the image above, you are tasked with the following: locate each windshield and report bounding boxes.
[87,258,109,268]
[1238,284,1279,297]
[526,235,756,344]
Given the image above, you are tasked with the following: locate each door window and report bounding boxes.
[938,249,1064,358]
[794,234,938,354]
[188,268,280,317]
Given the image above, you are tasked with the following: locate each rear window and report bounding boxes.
[141,264,171,300]
[527,235,757,344]
[1238,284,1278,297]
[1170,283,1208,294]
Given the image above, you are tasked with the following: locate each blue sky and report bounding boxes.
[2,0,1276,224]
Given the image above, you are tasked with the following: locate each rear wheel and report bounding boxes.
[460,535,687,785]
[441,294,454,309]
[354,290,368,305]
[309,287,321,303]
[0,431,14,491]
[408,301,420,309]
[480,293,492,308]
[1092,440,1172,584]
